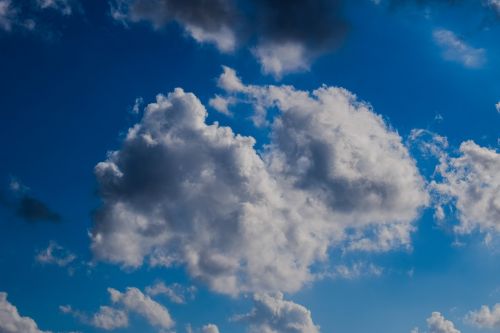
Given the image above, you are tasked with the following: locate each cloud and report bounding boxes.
[496,101,500,113]
[35,241,76,267]
[431,141,500,234]
[145,281,196,304]
[91,69,428,295]
[0,0,16,31]
[466,304,500,329]
[16,196,61,223]
[433,29,486,68]
[109,0,348,78]
[0,292,49,333]
[427,312,460,333]
[202,324,220,333]
[62,287,174,331]
[234,293,319,333]
[36,0,75,15]
[111,0,237,52]
[109,287,175,329]
[60,304,129,330]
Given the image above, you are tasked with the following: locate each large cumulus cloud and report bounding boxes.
[91,69,428,295]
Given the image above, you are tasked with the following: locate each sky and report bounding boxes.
[0,0,499,333]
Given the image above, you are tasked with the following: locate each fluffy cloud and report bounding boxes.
[109,0,347,77]
[431,141,500,234]
[0,292,49,333]
[91,69,428,295]
[109,287,174,329]
[145,281,196,304]
[427,312,460,333]
[62,287,174,330]
[234,293,319,333]
[433,29,486,68]
[35,241,76,267]
[202,324,220,333]
[91,306,128,330]
[466,304,500,329]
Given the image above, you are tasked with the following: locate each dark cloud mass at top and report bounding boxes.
[113,0,349,77]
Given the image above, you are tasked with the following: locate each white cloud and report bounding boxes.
[252,42,310,79]
[35,241,76,267]
[325,262,383,280]
[91,306,128,330]
[433,29,486,68]
[234,293,319,333]
[466,304,500,329]
[202,324,220,333]
[109,287,174,329]
[61,287,173,331]
[431,141,500,234]
[145,281,196,304]
[0,292,49,333]
[60,304,129,330]
[209,95,235,116]
[184,24,236,53]
[91,69,428,295]
[495,101,500,114]
[427,312,460,333]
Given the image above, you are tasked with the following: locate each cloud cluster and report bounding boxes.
[0,292,49,333]
[431,141,500,234]
[234,293,319,333]
[61,287,174,331]
[91,68,428,295]
[466,303,500,329]
[427,312,461,333]
[110,0,348,78]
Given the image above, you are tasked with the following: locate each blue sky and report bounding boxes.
[0,1,499,333]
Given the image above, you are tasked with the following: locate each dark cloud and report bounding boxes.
[128,0,236,31]
[16,195,61,223]
[113,0,349,76]
[252,0,347,51]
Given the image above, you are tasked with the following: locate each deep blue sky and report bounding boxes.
[0,1,499,332]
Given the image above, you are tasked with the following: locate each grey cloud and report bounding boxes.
[16,196,61,223]
[110,0,348,77]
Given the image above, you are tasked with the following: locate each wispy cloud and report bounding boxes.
[433,29,486,68]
